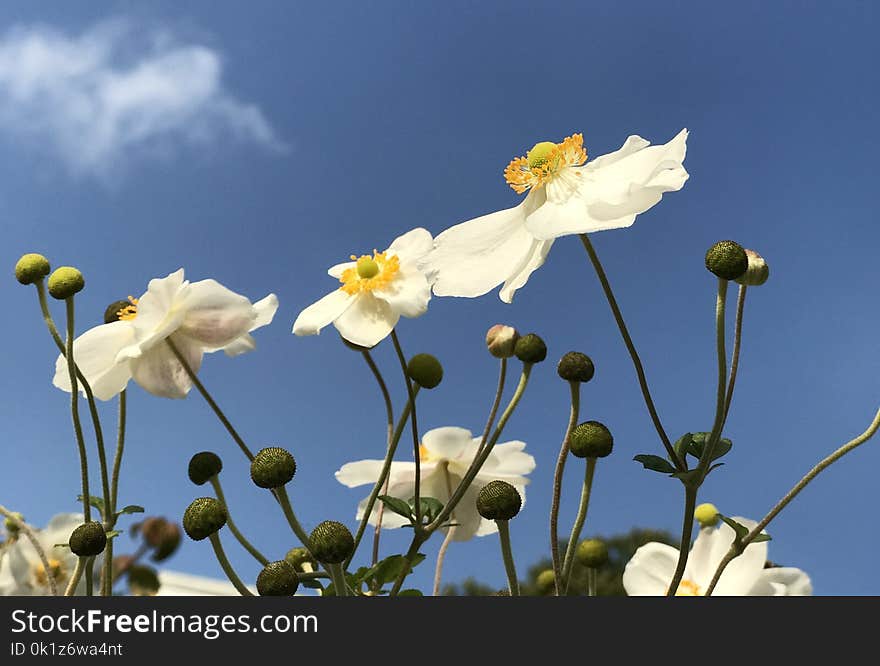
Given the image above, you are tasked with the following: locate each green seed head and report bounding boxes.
[182,497,226,541]
[575,538,609,569]
[476,480,522,521]
[285,547,317,572]
[250,447,297,489]
[407,353,443,389]
[705,240,748,281]
[694,502,721,528]
[127,565,161,595]
[188,451,224,486]
[15,253,51,285]
[514,333,547,364]
[356,256,380,279]
[557,351,595,383]
[256,560,300,596]
[735,249,770,287]
[309,520,354,564]
[47,266,85,299]
[69,521,107,557]
[569,421,614,459]
[527,141,557,170]
[535,569,556,594]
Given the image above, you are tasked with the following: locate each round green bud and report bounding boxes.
[47,266,85,299]
[127,565,161,596]
[309,520,354,564]
[182,497,226,541]
[407,353,443,389]
[535,569,556,594]
[735,249,770,287]
[694,502,720,528]
[356,256,380,279]
[69,521,107,557]
[15,253,50,285]
[514,333,547,364]
[485,324,520,359]
[705,240,748,281]
[569,421,614,459]
[557,352,595,383]
[476,480,522,521]
[256,560,300,596]
[527,141,557,170]
[575,538,609,569]
[285,547,316,572]
[250,447,297,489]
[103,299,133,324]
[188,451,223,485]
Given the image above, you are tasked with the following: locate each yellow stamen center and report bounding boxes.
[675,579,702,596]
[504,133,587,194]
[339,251,400,296]
[34,558,66,587]
[418,444,431,462]
[116,296,139,321]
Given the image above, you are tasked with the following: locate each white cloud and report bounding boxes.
[0,20,285,177]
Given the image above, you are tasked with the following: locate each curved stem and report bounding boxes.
[389,536,426,597]
[478,358,508,455]
[165,338,254,462]
[722,285,748,425]
[64,299,92,532]
[579,234,682,469]
[328,563,349,597]
[208,533,254,596]
[0,507,58,596]
[432,464,457,596]
[110,391,127,514]
[665,485,697,596]
[275,486,313,554]
[210,477,269,566]
[705,405,880,596]
[561,457,597,594]
[64,557,89,597]
[696,279,729,479]
[496,520,519,596]
[550,381,580,595]
[390,330,422,526]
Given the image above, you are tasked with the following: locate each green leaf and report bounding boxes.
[115,505,145,518]
[378,496,413,521]
[673,433,694,460]
[358,553,427,587]
[77,494,105,514]
[398,589,423,596]
[300,578,324,591]
[687,432,733,462]
[719,515,750,541]
[671,470,702,487]
[414,497,444,523]
[633,454,676,474]
[751,533,772,543]
[105,530,122,540]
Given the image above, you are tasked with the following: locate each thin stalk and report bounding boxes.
[722,285,748,425]
[102,390,127,597]
[208,533,254,596]
[550,381,580,595]
[587,569,598,597]
[665,485,697,596]
[390,330,422,527]
[561,457,597,594]
[431,465,457,596]
[0,507,57,596]
[478,358,508,455]
[210,476,269,566]
[579,234,682,469]
[275,486,313,554]
[389,536,426,597]
[328,563,348,597]
[64,557,89,596]
[64,299,92,535]
[696,279,729,479]
[496,520,519,596]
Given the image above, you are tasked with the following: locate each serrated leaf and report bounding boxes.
[414,497,444,523]
[77,494,105,514]
[674,433,694,460]
[719,515,750,541]
[687,433,733,462]
[115,505,144,517]
[378,495,413,521]
[633,454,677,474]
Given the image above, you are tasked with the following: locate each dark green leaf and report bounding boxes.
[633,454,676,474]
[687,432,733,462]
[378,495,413,521]
[105,530,122,540]
[719,515,750,541]
[360,554,427,587]
[415,497,444,522]
[115,505,145,518]
[671,470,702,487]
[751,533,772,543]
[673,433,694,460]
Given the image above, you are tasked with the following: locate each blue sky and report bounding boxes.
[2,1,879,595]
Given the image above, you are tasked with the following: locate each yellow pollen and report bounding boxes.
[116,296,139,321]
[504,133,587,194]
[418,444,431,462]
[675,579,702,596]
[339,251,400,296]
[34,558,66,587]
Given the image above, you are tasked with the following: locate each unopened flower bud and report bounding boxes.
[285,547,316,572]
[188,451,223,485]
[250,447,297,489]
[127,565,161,596]
[557,352,595,383]
[407,353,443,389]
[570,421,614,458]
[309,520,354,564]
[476,480,522,521]
[103,299,133,324]
[694,502,720,528]
[15,254,50,285]
[136,517,182,562]
[514,333,547,364]
[3,512,24,536]
[69,521,107,557]
[575,538,609,569]
[485,324,520,359]
[735,249,769,287]
[183,498,226,541]
[47,266,85,299]
[535,569,556,594]
[705,241,748,281]
[257,560,300,596]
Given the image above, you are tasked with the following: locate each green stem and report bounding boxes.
[165,337,255,462]
[587,568,598,597]
[275,486,313,554]
[102,390,127,597]
[0,507,57,595]
[579,234,683,469]
[64,299,92,530]
[210,477,269,566]
[478,358,508,455]
[208,533,254,596]
[389,536,426,596]
[696,278,729,479]
[64,557,89,597]
[390,330,422,527]
[431,464,457,596]
[496,520,519,596]
[328,563,349,597]
[550,381,580,595]
[665,485,697,596]
[561,457,597,594]
[705,405,880,596]
[722,285,747,425]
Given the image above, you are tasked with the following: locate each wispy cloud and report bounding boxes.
[0,20,285,178]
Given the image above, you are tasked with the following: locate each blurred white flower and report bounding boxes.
[292,228,434,348]
[623,517,812,596]
[53,269,277,400]
[425,129,688,302]
[335,426,535,541]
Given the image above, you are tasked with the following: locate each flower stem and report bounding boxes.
[696,278,730,479]
[165,338,255,462]
[665,484,697,596]
[550,381,580,595]
[64,557,90,597]
[208,533,254,596]
[478,358,508,455]
[431,464,457,596]
[561,457,597,594]
[210,477,269,566]
[388,536,426,597]
[328,563,348,596]
[587,568,598,597]
[496,520,520,596]
[722,284,748,425]
[101,390,127,597]
[390,330,422,527]
[0,507,58,596]
[275,486,313,554]
[705,405,880,596]
[64,299,92,528]
[579,234,682,469]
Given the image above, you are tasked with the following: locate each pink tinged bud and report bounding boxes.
[485,324,519,359]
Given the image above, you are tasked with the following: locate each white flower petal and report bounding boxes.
[749,567,813,596]
[709,517,769,596]
[53,321,136,401]
[623,542,680,595]
[328,261,354,279]
[420,427,474,462]
[129,334,203,399]
[221,333,256,358]
[220,294,278,357]
[499,239,554,303]
[122,269,188,356]
[372,261,431,318]
[477,441,537,481]
[332,293,399,348]
[178,279,257,347]
[387,227,434,263]
[335,460,388,488]
[449,481,489,541]
[292,289,357,337]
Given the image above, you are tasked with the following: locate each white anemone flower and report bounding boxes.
[425,129,688,302]
[292,228,434,348]
[53,269,278,400]
[0,513,95,596]
[623,517,812,596]
[335,426,535,541]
